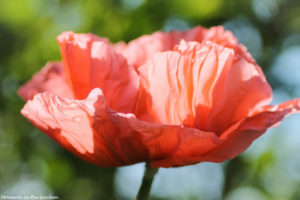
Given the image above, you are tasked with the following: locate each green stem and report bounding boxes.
[136,163,159,200]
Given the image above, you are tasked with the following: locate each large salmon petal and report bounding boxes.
[18,62,73,100]
[135,41,272,134]
[151,99,300,168]
[57,32,139,113]
[21,88,222,168]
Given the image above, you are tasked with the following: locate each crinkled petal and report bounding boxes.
[114,26,254,70]
[21,88,222,168]
[135,41,272,134]
[200,98,300,162]
[21,89,143,167]
[18,62,73,100]
[151,99,300,167]
[57,31,139,113]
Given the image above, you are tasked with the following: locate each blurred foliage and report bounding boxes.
[0,0,300,199]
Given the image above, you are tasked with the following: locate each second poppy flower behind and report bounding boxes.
[19,26,300,168]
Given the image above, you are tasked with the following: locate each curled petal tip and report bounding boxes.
[87,88,104,99]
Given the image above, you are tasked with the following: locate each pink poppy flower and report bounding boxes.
[19,26,300,168]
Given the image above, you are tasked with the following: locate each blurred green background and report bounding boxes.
[1,0,300,199]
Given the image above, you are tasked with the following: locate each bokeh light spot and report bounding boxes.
[271,46,300,86]
[252,0,280,22]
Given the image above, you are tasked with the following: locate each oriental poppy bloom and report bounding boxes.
[19,26,300,168]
